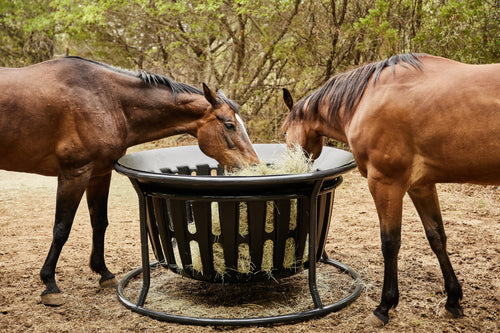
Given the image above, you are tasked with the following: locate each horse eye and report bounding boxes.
[224,122,236,131]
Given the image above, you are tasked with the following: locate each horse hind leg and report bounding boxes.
[408,184,463,318]
[86,173,117,288]
[40,167,92,306]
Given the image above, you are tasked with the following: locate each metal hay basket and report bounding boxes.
[114,144,361,326]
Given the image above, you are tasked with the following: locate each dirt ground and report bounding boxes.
[0,141,498,333]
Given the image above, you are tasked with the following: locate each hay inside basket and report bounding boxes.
[226,145,314,176]
[173,146,314,278]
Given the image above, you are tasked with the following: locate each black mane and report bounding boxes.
[137,70,203,97]
[65,56,238,112]
[289,53,424,125]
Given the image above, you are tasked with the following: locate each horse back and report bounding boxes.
[0,59,128,175]
[349,55,500,185]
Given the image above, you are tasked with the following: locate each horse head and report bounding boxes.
[196,84,259,170]
[282,88,324,160]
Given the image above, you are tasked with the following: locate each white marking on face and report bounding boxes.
[235,114,251,142]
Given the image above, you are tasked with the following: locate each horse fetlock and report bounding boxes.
[447,282,463,300]
[381,289,399,309]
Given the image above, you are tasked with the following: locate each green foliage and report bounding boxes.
[1,0,498,140]
[414,0,499,63]
[0,0,57,65]
[353,0,399,59]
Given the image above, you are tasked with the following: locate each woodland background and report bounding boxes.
[1,0,498,142]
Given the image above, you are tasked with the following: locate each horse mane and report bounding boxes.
[65,56,239,113]
[286,53,425,126]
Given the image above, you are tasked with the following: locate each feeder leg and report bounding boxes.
[137,215,151,307]
[308,180,324,309]
[131,181,151,307]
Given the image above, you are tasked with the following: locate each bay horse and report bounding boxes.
[0,57,258,306]
[282,53,500,326]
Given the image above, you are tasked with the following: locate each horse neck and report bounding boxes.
[315,104,349,143]
[121,88,207,147]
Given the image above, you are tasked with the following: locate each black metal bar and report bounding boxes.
[307,179,324,309]
[129,180,151,307]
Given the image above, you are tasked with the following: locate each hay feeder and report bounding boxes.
[114,144,361,326]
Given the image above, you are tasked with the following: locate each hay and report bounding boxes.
[121,262,358,320]
[289,199,297,230]
[177,147,314,278]
[226,145,313,176]
[238,202,248,236]
[175,199,308,276]
[237,243,251,274]
[212,242,226,276]
[172,238,182,270]
[283,238,296,269]
[211,202,221,236]
[261,240,274,273]
[189,240,203,274]
[265,201,274,233]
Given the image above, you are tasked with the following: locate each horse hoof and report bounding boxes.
[438,307,462,319]
[365,313,386,327]
[99,277,118,289]
[41,293,66,307]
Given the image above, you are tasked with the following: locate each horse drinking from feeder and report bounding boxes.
[282,53,500,326]
[0,56,258,306]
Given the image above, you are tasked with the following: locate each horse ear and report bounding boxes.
[283,88,294,111]
[203,83,218,106]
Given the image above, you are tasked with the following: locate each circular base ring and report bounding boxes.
[117,258,362,326]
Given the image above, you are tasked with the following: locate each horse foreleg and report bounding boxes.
[408,184,463,318]
[40,167,91,306]
[86,172,117,288]
[366,177,405,326]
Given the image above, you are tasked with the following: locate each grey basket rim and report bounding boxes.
[114,144,356,187]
